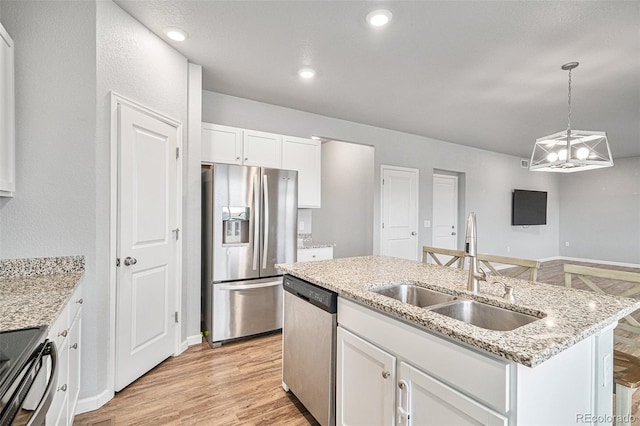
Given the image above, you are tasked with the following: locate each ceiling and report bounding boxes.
[116,1,640,159]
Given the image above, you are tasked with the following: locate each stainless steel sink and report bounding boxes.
[428,300,539,331]
[371,284,458,307]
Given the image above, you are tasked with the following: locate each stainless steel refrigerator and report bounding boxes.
[201,163,297,347]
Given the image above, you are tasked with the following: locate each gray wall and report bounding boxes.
[0,0,191,407]
[312,141,375,258]
[202,90,561,261]
[0,0,99,395]
[559,156,640,264]
[94,0,189,402]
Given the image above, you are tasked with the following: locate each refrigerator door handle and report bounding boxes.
[218,280,281,291]
[252,174,259,270]
[262,174,270,270]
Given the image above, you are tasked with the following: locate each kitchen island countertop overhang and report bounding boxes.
[277,255,640,367]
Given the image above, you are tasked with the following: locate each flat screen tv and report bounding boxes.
[512,189,547,226]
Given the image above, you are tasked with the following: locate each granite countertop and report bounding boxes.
[0,256,85,332]
[277,255,640,367]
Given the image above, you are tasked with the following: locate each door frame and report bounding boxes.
[432,173,459,249]
[380,165,420,260]
[107,92,183,398]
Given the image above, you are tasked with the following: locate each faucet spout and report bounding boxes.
[465,212,484,293]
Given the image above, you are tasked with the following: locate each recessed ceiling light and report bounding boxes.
[298,68,316,79]
[164,27,188,42]
[366,9,392,27]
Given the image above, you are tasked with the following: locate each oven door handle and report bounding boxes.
[27,341,58,426]
[218,280,281,291]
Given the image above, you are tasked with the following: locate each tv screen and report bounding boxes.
[512,190,547,226]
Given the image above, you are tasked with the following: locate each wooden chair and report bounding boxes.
[477,253,540,281]
[421,246,466,269]
[564,264,640,425]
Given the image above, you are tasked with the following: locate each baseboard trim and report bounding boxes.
[552,256,640,269]
[187,334,203,346]
[75,388,113,415]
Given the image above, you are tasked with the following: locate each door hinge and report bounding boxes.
[174,312,179,323]
[116,258,120,267]
[382,222,385,229]
[382,178,385,185]
[173,228,180,240]
[176,147,180,159]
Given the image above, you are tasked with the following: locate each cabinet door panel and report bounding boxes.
[243,130,281,168]
[68,313,82,422]
[337,327,396,426]
[297,247,333,262]
[0,23,15,196]
[201,123,242,164]
[281,136,321,208]
[399,362,507,426]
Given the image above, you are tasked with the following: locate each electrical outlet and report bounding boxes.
[299,221,305,231]
[424,220,431,228]
[507,246,511,253]
[565,241,570,247]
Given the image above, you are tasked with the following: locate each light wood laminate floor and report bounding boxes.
[75,259,640,425]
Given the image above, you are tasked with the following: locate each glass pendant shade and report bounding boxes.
[530,129,613,172]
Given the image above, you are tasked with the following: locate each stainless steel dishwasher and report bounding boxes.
[282,274,337,426]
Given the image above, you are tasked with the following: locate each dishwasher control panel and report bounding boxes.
[283,275,337,313]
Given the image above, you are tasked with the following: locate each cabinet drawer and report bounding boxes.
[297,247,333,262]
[68,284,83,324]
[48,301,70,349]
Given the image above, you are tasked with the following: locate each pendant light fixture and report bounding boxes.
[529,62,613,172]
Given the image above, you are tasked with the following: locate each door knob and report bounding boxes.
[411,231,417,236]
[124,257,137,266]
[452,232,457,236]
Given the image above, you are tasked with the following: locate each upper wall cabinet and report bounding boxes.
[202,122,322,208]
[201,123,243,165]
[202,123,282,169]
[0,23,15,197]
[282,136,321,208]
[243,129,281,169]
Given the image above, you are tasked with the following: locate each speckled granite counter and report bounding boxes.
[0,256,84,331]
[277,255,640,367]
[298,242,334,249]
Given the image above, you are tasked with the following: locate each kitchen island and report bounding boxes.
[278,255,640,425]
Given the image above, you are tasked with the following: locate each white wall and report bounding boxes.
[312,141,375,258]
[202,91,561,261]
[95,0,189,403]
[0,0,192,409]
[559,156,640,265]
[0,0,99,394]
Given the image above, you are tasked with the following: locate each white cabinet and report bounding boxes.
[297,246,333,262]
[46,282,83,426]
[338,298,509,425]
[336,327,396,426]
[0,23,15,197]
[201,123,243,165]
[398,362,507,426]
[201,124,282,168]
[243,129,281,168]
[201,123,322,208]
[281,136,321,208]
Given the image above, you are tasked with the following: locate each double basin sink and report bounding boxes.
[371,284,540,331]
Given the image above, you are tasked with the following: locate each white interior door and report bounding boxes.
[381,166,419,260]
[115,101,179,391]
[432,174,458,249]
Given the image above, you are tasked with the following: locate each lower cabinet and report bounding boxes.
[336,327,396,425]
[398,362,507,426]
[297,246,333,262]
[337,298,509,426]
[46,281,83,425]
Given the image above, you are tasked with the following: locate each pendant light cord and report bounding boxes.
[567,68,572,132]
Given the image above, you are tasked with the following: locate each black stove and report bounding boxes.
[0,326,48,424]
